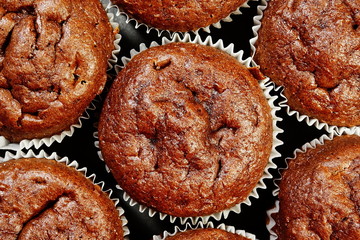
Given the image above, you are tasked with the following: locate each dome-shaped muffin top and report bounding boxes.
[113,0,247,32]
[0,158,124,239]
[254,0,360,126]
[166,228,251,240]
[99,42,273,217]
[0,0,114,142]
[274,135,360,239]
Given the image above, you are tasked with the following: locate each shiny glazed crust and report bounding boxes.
[0,0,114,142]
[113,0,247,32]
[254,0,360,126]
[166,228,251,240]
[275,135,360,239]
[0,158,124,239]
[99,42,273,217]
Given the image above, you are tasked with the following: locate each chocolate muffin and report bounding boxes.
[112,0,248,32]
[0,0,115,142]
[166,228,251,240]
[99,42,273,217]
[254,0,360,126]
[274,135,360,239]
[0,158,124,239]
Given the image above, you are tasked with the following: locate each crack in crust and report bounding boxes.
[0,0,114,142]
[99,42,273,217]
[255,0,360,126]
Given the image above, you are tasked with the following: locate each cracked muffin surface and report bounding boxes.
[99,42,273,217]
[254,0,360,126]
[0,0,114,142]
[274,135,360,239]
[0,158,124,240]
[112,0,247,32]
[166,228,251,240]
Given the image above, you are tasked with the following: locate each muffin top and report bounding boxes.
[113,0,247,32]
[99,42,273,217]
[0,0,114,142]
[166,228,251,240]
[274,135,360,239]
[254,0,360,126]
[0,158,124,239]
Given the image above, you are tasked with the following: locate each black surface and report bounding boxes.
[0,1,327,239]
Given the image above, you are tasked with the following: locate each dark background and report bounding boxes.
[0,1,327,239]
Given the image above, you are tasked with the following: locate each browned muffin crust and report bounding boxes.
[166,228,251,240]
[0,0,114,142]
[0,158,124,239]
[99,42,273,217]
[254,0,360,126]
[113,0,247,32]
[274,135,360,239]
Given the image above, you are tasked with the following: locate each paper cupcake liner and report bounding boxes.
[95,32,283,225]
[102,0,122,70]
[113,0,255,35]
[0,149,130,239]
[249,0,359,134]
[278,90,360,134]
[0,0,121,150]
[249,0,267,60]
[0,101,96,151]
[266,128,360,239]
[152,221,257,240]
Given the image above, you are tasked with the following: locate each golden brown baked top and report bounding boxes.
[99,42,273,217]
[166,228,251,240]
[0,0,114,142]
[275,135,360,239]
[254,0,360,126]
[113,0,247,32]
[0,158,124,239]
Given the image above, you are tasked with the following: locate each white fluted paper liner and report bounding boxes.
[102,0,122,70]
[277,90,360,134]
[266,200,279,240]
[0,149,130,239]
[113,0,255,35]
[0,101,96,151]
[0,0,121,150]
[266,128,360,239]
[249,0,267,59]
[152,221,257,240]
[250,0,358,134]
[0,137,7,148]
[95,32,283,225]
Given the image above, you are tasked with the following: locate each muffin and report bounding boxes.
[153,222,257,240]
[99,42,273,217]
[274,135,360,239]
[113,0,248,32]
[0,157,124,239]
[165,228,251,240]
[254,0,360,126]
[0,0,115,142]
